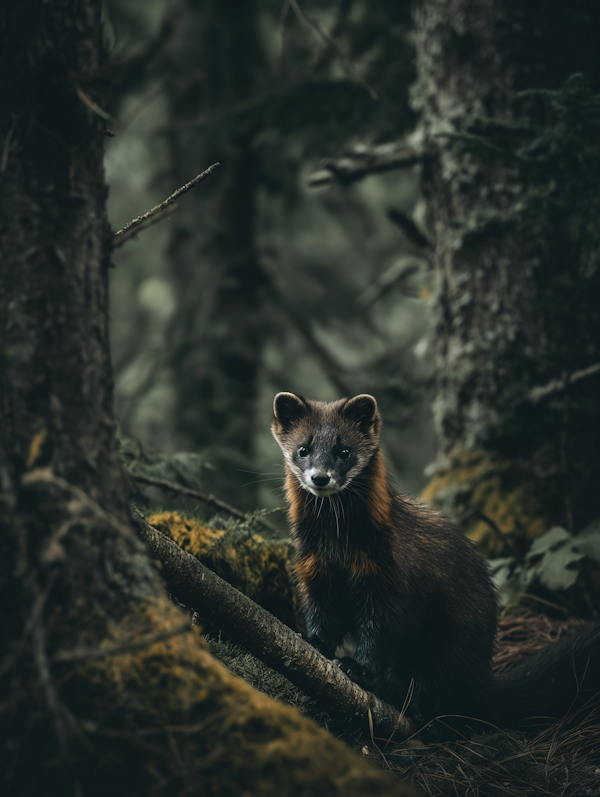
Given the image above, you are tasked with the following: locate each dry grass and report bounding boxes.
[366,604,600,796]
[371,708,600,797]
[493,601,585,673]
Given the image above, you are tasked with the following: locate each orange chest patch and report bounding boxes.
[348,550,381,581]
[284,470,306,527]
[365,451,393,529]
[294,552,326,583]
[295,549,382,586]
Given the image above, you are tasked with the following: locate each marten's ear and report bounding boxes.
[343,394,378,430]
[273,392,309,429]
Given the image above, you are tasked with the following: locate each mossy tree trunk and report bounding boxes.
[0,0,154,789]
[414,0,600,548]
[0,4,418,795]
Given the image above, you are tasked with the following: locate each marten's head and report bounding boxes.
[271,393,381,497]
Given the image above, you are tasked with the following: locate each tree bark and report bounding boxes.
[414,0,600,543]
[0,4,419,795]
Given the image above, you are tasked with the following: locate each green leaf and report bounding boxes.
[534,546,584,591]
[527,526,570,558]
[488,558,531,607]
[578,518,600,537]
[573,528,600,563]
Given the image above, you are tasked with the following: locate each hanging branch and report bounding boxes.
[308,146,422,188]
[133,510,413,742]
[130,472,279,535]
[112,163,220,248]
[287,0,379,101]
[386,208,430,249]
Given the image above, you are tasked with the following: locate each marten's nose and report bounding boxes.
[312,473,330,487]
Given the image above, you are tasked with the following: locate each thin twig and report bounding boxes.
[112,163,220,248]
[75,85,112,121]
[32,606,69,755]
[288,0,379,101]
[54,620,191,664]
[308,147,421,187]
[130,471,279,534]
[118,203,179,242]
[462,509,517,555]
[386,208,430,249]
[265,269,354,396]
[1,114,17,174]
[277,0,291,74]
[0,571,57,677]
[528,362,600,402]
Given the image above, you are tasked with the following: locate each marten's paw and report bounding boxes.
[307,634,336,659]
[337,657,373,689]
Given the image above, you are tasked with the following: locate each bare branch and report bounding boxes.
[265,273,354,396]
[359,257,425,308]
[110,0,186,95]
[133,510,413,741]
[75,84,112,121]
[386,208,430,249]
[112,163,220,248]
[308,146,421,187]
[528,362,600,402]
[288,0,379,101]
[130,471,279,535]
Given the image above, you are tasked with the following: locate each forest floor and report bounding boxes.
[366,606,599,797]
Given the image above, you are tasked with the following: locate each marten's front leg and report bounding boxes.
[295,557,346,659]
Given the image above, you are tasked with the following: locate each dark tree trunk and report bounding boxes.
[0,4,419,795]
[415,0,600,546]
[162,0,269,507]
[0,0,155,790]
[0,1,126,519]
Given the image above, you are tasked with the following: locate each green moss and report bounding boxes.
[422,450,549,556]
[68,598,420,797]
[149,511,302,631]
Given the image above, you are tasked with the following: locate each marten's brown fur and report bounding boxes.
[272,392,600,739]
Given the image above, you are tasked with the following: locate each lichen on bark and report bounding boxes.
[148,510,302,630]
[413,0,600,540]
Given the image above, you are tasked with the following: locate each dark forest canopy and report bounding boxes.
[1,1,600,795]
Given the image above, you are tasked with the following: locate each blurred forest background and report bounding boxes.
[104,0,436,519]
[3,2,600,793]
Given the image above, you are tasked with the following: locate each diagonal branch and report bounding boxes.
[133,509,413,741]
[112,163,220,248]
[288,0,379,101]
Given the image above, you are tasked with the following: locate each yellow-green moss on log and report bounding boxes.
[421,450,549,556]
[149,512,302,631]
[71,598,420,796]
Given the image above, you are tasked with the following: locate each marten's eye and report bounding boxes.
[298,446,309,458]
[339,448,351,461]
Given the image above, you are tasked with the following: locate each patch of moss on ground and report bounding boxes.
[67,598,420,797]
[422,450,549,556]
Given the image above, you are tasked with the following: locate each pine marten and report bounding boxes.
[272,391,600,740]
